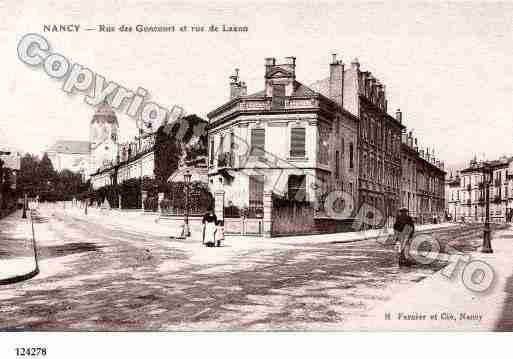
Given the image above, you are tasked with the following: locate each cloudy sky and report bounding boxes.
[2,0,512,170]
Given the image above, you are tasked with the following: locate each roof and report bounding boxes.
[47,140,90,154]
[245,81,318,98]
[91,102,118,124]
[460,157,513,173]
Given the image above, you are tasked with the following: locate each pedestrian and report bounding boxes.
[393,207,415,266]
[202,207,217,247]
[216,220,225,247]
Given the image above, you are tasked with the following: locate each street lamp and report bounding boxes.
[482,163,493,253]
[183,169,192,237]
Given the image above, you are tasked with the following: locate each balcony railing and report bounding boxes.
[217,152,234,168]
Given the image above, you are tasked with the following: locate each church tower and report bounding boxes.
[89,101,119,174]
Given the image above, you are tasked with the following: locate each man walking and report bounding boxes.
[394,207,415,266]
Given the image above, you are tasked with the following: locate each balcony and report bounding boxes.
[217,152,234,168]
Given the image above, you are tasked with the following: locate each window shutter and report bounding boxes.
[249,175,265,207]
[335,151,340,178]
[290,127,306,157]
[209,140,214,165]
[251,128,265,156]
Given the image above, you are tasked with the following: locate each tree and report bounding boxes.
[17,153,40,197]
[38,152,56,185]
[154,114,208,187]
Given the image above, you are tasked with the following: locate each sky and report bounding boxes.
[1,0,512,170]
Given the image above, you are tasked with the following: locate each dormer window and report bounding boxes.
[271,84,285,109]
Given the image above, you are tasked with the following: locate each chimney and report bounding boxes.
[329,53,344,106]
[229,68,245,100]
[265,57,276,77]
[351,57,360,70]
[395,109,402,123]
[240,81,247,96]
[265,56,295,98]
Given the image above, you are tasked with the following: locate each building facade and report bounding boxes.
[401,129,446,223]
[445,172,461,221]
[90,133,156,190]
[46,140,90,178]
[208,55,446,230]
[452,156,513,223]
[311,57,405,222]
[207,57,359,215]
[89,101,119,178]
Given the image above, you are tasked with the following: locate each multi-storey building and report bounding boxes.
[401,129,446,223]
[208,55,447,233]
[455,156,513,223]
[207,56,359,215]
[311,57,405,221]
[445,172,461,221]
[90,132,156,190]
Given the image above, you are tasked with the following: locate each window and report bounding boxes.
[251,128,265,156]
[249,175,265,208]
[318,126,330,164]
[349,142,354,169]
[290,127,306,157]
[335,151,340,179]
[288,174,306,201]
[219,134,225,153]
[271,84,286,109]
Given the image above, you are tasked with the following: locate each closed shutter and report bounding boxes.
[290,127,306,157]
[335,151,340,178]
[251,128,265,156]
[209,140,214,165]
[249,175,264,207]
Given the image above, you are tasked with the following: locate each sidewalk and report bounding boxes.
[343,226,513,331]
[0,211,37,283]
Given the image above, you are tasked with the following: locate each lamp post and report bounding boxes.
[183,169,192,237]
[482,163,493,253]
[22,193,27,219]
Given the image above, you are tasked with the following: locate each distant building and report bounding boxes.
[46,140,90,177]
[445,172,461,221]
[453,156,513,223]
[89,101,119,177]
[401,129,446,223]
[90,132,156,190]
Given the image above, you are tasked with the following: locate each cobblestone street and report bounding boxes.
[0,207,487,330]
